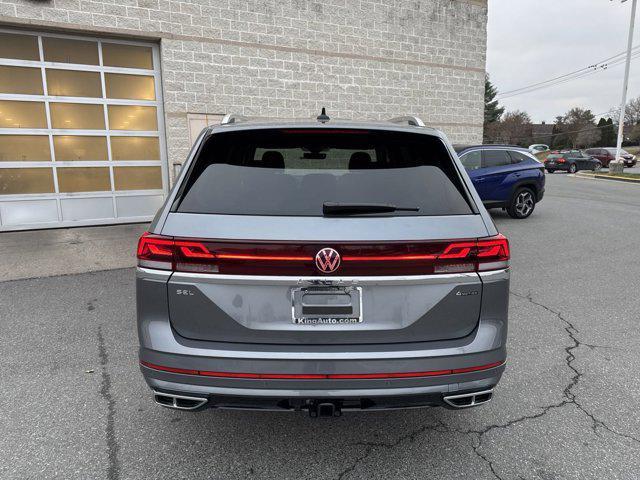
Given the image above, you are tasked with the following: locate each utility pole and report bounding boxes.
[612,0,638,174]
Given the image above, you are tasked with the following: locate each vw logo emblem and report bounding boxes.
[315,247,341,273]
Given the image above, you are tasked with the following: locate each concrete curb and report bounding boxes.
[574,172,640,184]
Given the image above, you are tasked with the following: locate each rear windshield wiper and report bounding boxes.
[322,202,420,216]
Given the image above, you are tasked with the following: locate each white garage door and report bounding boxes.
[0,28,168,231]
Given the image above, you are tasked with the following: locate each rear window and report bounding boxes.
[174,129,474,217]
[546,154,563,159]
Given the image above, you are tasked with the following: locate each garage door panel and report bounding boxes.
[0,66,44,95]
[61,197,114,221]
[0,100,47,129]
[0,136,51,161]
[0,168,55,194]
[115,194,163,217]
[0,30,167,230]
[0,199,58,225]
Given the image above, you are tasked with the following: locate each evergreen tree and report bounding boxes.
[484,74,504,124]
[599,118,617,146]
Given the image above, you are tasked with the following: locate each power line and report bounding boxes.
[496,45,640,100]
[498,45,640,96]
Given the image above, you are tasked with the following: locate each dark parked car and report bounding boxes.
[544,150,602,174]
[584,148,637,168]
[455,145,545,219]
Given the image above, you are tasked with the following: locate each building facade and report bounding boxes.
[0,0,487,230]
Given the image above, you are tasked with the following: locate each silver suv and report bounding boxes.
[136,114,509,416]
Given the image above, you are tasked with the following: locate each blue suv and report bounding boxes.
[454,145,545,219]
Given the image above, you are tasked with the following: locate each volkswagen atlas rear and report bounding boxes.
[136,116,509,416]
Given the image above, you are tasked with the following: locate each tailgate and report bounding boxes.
[162,213,489,345]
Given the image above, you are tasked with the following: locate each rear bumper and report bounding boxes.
[545,163,569,171]
[137,268,509,411]
[140,347,505,406]
[146,369,503,412]
[139,321,506,411]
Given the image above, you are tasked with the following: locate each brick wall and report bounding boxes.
[0,0,487,176]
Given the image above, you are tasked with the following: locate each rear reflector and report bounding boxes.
[136,233,509,275]
[140,360,505,379]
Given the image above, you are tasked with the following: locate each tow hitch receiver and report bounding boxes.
[308,401,342,418]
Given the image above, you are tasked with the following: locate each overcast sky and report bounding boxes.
[487,0,640,123]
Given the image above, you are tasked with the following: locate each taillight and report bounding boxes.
[475,234,510,271]
[136,233,509,274]
[432,235,509,273]
[137,233,174,270]
[557,158,566,163]
[137,233,220,272]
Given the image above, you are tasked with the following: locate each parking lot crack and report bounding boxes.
[97,326,121,480]
[509,291,640,446]
[334,421,452,480]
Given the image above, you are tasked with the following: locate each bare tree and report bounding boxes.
[609,95,640,126]
[495,110,532,145]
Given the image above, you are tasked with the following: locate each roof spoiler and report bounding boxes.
[220,113,248,125]
[387,115,425,127]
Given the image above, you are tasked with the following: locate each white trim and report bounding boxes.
[0,128,160,136]
[0,189,164,200]
[0,58,156,76]
[0,94,158,106]
[0,161,162,168]
[0,28,167,230]
[0,216,154,232]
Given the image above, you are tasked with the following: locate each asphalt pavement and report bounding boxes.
[1,173,640,480]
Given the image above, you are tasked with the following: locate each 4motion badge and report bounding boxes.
[456,290,479,296]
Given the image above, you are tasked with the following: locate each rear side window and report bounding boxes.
[459,150,482,170]
[482,150,511,168]
[174,129,474,217]
[508,151,531,163]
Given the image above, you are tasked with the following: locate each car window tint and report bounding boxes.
[459,150,481,170]
[508,151,530,163]
[482,150,511,168]
[175,129,474,217]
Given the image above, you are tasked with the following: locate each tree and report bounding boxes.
[484,74,504,124]
[625,97,640,125]
[555,108,600,148]
[597,118,617,146]
[497,110,532,145]
[629,123,640,144]
[608,95,640,127]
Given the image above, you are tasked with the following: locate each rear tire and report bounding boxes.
[546,169,555,173]
[569,163,577,173]
[507,187,536,219]
[593,162,602,171]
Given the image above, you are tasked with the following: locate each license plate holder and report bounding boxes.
[291,286,362,325]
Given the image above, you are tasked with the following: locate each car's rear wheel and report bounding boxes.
[593,162,602,171]
[546,169,555,173]
[569,163,577,173]
[507,187,535,219]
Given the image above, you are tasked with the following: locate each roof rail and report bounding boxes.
[387,115,425,127]
[220,113,248,125]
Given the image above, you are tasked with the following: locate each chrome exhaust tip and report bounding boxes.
[443,389,493,409]
[153,391,208,410]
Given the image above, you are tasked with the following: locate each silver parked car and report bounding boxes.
[136,113,510,416]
